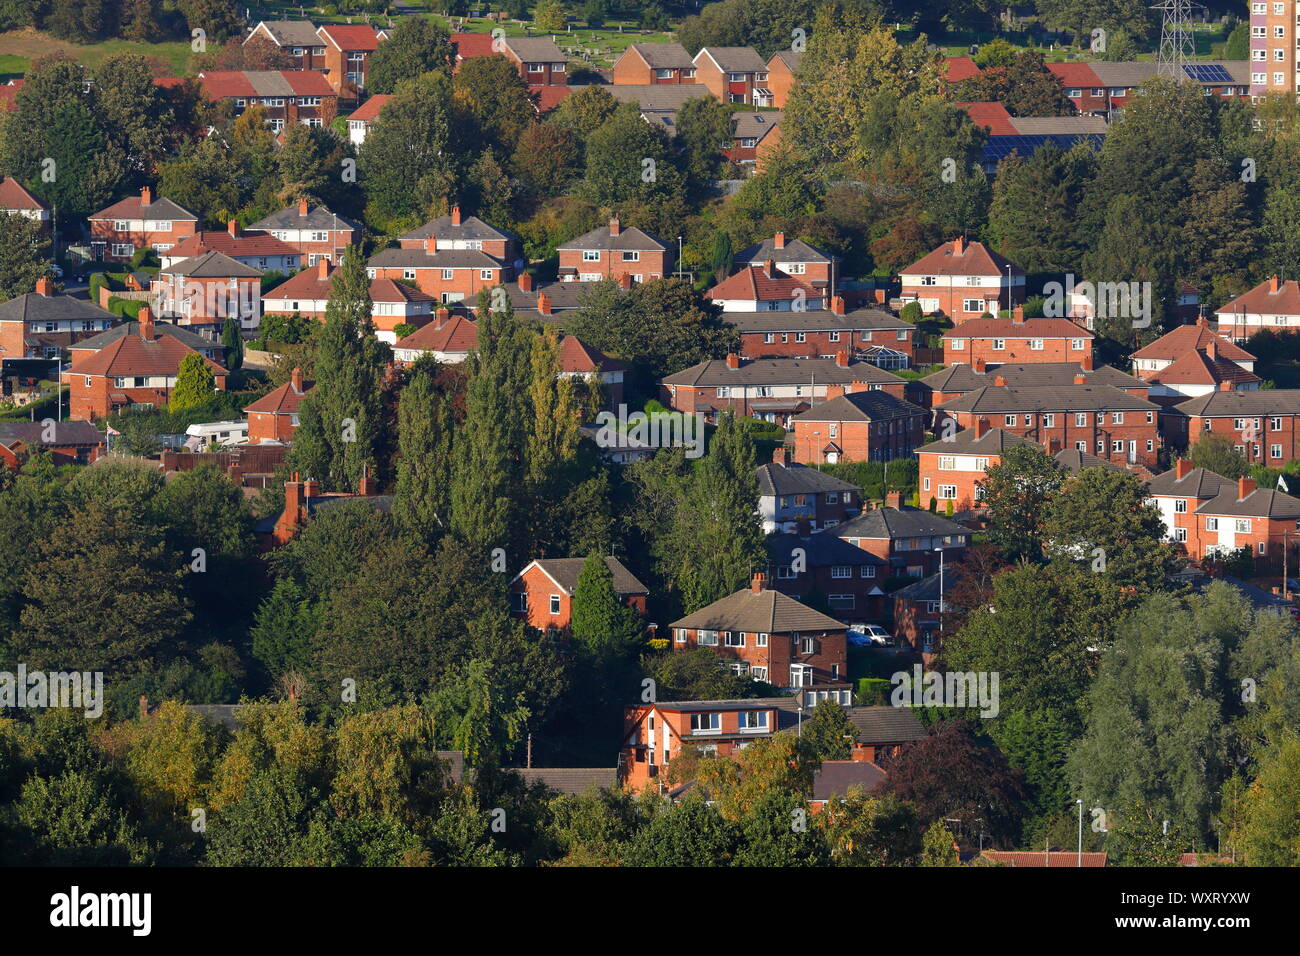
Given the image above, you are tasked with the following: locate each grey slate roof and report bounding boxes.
[811,760,888,800]
[923,362,1144,393]
[766,531,888,569]
[731,110,782,139]
[671,586,846,633]
[737,235,832,266]
[696,46,768,73]
[915,427,1041,456]
[1010,116,1109,135]
[789,391,926,424]
[1174,390,1300,417]
[755,461,859,496]
[936,384,1158,414]
[1145,465,1234,499]
[512,767,619,795]
[248,203,358,232]
[71,320,214,352]
[399,214,515,244]
[1197,485,1300,519]
[0,293,115,323]
[845,705,928,744]
[891,571,944,603]
[252,21,322,47]
[626,42,694,69]
[603,83,714,110]
[558,224,667,252]
[663,357,904,388]
[725,308,908,333]
[159,250,263,278]
[368,248,502,269]
[0,421,104,446]
[526,556,649,596]
[502,36,567,63]
[830,506,972,541]
[769,50,802,71]
[1054,448,1124,473]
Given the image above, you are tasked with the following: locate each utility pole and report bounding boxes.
[526,732,532,769]
[1077,798,1083,867]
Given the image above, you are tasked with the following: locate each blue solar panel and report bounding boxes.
[981,134,1105,165]
[1184,63,1232,83]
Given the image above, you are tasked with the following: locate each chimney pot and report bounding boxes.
[425,234,437,255]
[994,374,1007,387]
[1218,380,1234,391]
[1206,338,1217,360]
[751,572,765,594]
[1011,305,1024,324]
[359,465,376,496]
[1270,274,1280,294]
[609,215,620,237]
[140,186,153,207]
[763,259,775,278]
[519,272,534,292]
[452,204,462,227]
[772,445,790,466]
[1238,476,1255,500]
[885,490,903,509]
[35,276,52,297]
[298,197,309,217]
[953,235,965,255]
[725,352,740,370]
[1081,353,1094,371]
[973,416,988,439]
[774,231,785,250]
[972,357,986,373]
[537,293,552,315]
[835,350,848,368]
[228,219,238,238]
[435,306,450,327]
[138,307,155,341]
[291,367,303,394]
[317,258,330,279]
[1175,458,1191,479]
[831,295,846,316]
[1073,374,1087,385]
[303,478,319,499]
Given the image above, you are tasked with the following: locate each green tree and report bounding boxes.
[170,352,216,412]
[796,699,855,763]
[0,211,53,300]
[366,16,453,94]
[1188,433,1248,479]
[220,315,244,371]
[674,95,733,190]
[177,0,244,43]
[452,54,536,155]
[919,820,961,866]
[987,141,1096,275]
[360,72,459,228]
[392,356,456,544]
[250,577,318,682]
[1242,736,1300,866]
[570,554,643,660]
[978,444,1063,562]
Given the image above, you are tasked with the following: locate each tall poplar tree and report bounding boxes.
[393,356,456,544]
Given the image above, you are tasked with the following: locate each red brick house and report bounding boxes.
[246,21,328,72]
[391,310,475,364]
[756,452,862,533]
[899,237,1025,320]
[262,261,436,341]
[766,528,889,621]
[1215,275,1300,343]
[731,298,916,365]
[1131,320,1256,382]
[1047,61,1108,114]
[68,308,227,420]
[398,206,518,263]
[1146,462,1300,568]
[669,572,848,688]
[788,390,928,464]
[660,352,907,427]
[724,111,782,173]
[161,221,301,273]
[153,251,264,332]
[692,47,771,105]
[367,246,506,304]
[1166,390,1300,465]
[1144,344,1262,400]
[450,32,497,69]
[935,383,1162,469]
[846,706,929,763]
[705,262,824,312]
[917,358,1147,409]
[556,217,671,283]
[244,367,310,444]
[195,70,338,130]
[944,311,1095,366]
[247,198,359,265]
[258,471,388,547]
[733,232,836,290]
[496,36,568,90]
[828,496,972,579]
[317,24,387,100]
[612,42,696,84]
[916,418,1041,513]
[345,92,391,146]
[509,556,648,631]
[0,277,116,361]
[891,571,948,660]
[88,186,198,262]
[765,50,801,107]
[0,420,104,468]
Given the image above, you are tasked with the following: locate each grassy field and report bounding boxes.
[0,29,195,76]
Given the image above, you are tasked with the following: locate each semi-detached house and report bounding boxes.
[88,186,198,263]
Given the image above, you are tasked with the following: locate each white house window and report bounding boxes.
[739,711,769,731]
[549,594,561,615]
[583,250,601,261]
[1206,517,1219,531]
[1029,338,1044,350]
[724,631,745,647]
[690,713,721,734]
[1072,338,1085,350]
[1175,499,1187,513]
[1236,519,1252,533]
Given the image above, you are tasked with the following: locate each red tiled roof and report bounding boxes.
[705,265,818,303]
[196,71,256,98]
[397,314,477,353]
[152,77,187,90]
[1131,323,1255,362]
[1046,61,1104,88]
[1149,349,1261,387]
[282,71,336,95]
[349,93,392,122]
[244,377,311,414]
[955,101,1017,135]
[558,335,627,373]
[982,851,1108,868]
[904,238,1025,278]
[452,32,498,60]
[1218,277,1300,317]
[266,266,435,306]
[941,56,981,83]
[71,330,227,379]
[169,230,300,259]
[534,85,573,112]
[319,24,383,51]
[369,278,434,304]
[0,177,44,211]
[943,316,1093,339]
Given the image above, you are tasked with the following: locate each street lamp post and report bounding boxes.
[1077,798,1083,867]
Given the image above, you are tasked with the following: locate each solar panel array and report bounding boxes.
[1183,63,1233,83]
[981,133,1106,165]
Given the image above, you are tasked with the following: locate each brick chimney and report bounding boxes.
[750,571,766,594]
[994,374,1007,386]
[282,477,305,535]
[519,272,534,292]
[434,306,450,328]
[772,445,791,466]
[885,490,903,509]
[1238,475,1256,500]
[953,235,965,255]
[1218,380,1234,391]
[298,197,309,217]
[1206,338,1217,361]
[140,185,153,207]
[795,516,811,538]
[1011,305,1025,324]
[138,306,155,341]
[291,367,303,394]
[359,465,376,496]
[774,231,785,250]
[973,416,988,438]
[1175,458,1191,479]
[1197,315,1208,327]
[424,234,437,255]
[835,350,849,368]
[303,478,320,499]
[228,219,239,238]
[763,259,775,279]
[831,295,846,315]
[609,215,620,237]
[1081,353,1094,371]
[1269,274,1280,294]
[35,276,52,297]
[537,293,552,315]
[317,258,330,279]
[1073,373,1087,385]
[972,357,986,373]
[451,204,462,227]
[725,352,740,369]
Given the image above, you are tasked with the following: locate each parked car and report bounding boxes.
[847,625,893,647]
